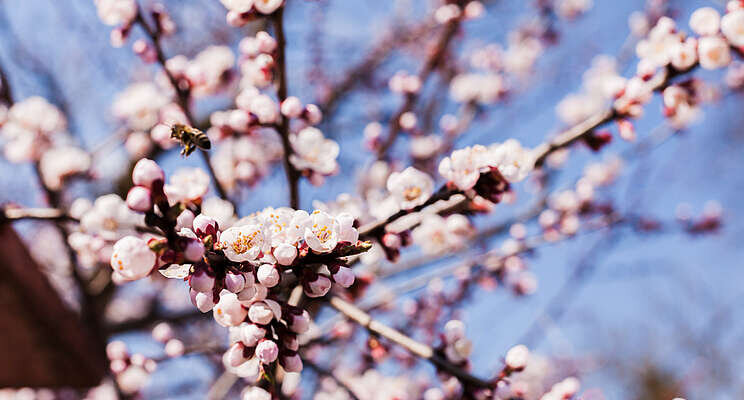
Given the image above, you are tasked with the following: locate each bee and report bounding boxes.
[170,124,211,157]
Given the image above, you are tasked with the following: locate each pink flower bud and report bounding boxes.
[224,342,247,367]
[164,339,184,357]
[190,289,215,313]
[289,310,310,334]
[224,272,246,293]
[193,214,219,237]
[189,269,214,293]
[273,243,297,266]
[332,266,355,288]
[106,340,128,360]
[255,31,277,53]
[257,264,280,287]
[184,239,205,262]
[283,335,299,351]
[248,301,274,325]
[226,11,248,27]
[240,323,266,347]
[213,292,248,327]
[255,340,278,364]
[176,209,195,231]
[132,158,164,188]
[281,96,303,118]
[305,274,332,298]
[151,322,173,342]
[304,104,322,125]
[282,354,303,372]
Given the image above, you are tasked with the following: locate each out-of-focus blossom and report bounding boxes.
[386,167,434,209]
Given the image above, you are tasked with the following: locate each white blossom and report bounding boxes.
[289,127,339,176]
[386,167,434,209]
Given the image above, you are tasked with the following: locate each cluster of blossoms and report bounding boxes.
[556,55,626,126]
[438,139,534,199]
[200,29,337,187]
[412,214,474,255]
[661,79,710,129]
[105,341,157,395]
[165,45,236,97]
[0,96,90,190]
[111,81,188,157]
[109,159,371,378]
[67,194,144,270]
[612,5,744,131]
[219,0,284,27]
[95,0,175,47]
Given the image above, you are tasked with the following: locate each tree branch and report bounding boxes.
[272,7,301,209]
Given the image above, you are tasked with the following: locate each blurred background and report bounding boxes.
[0,0,743,399]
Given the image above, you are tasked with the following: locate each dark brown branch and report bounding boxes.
[272,8,301,209]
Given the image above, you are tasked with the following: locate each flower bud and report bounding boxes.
[183,239,205,262]
[224,272,246,293]
[273,243,297,266]
[132,158,164,188]
[193,214,219,237]
[190,289,215,313]
[175,209,195,231]
[164,339,184,357]
[288,310,310,334]
[281,354,303,372]
[255,340,278,364]
[256,264,280,287]
[240,323,266,347]
[304,104,322,125]
[332,266,355,288]
[213,292,248,327]
[280,96,303,118]
[189,268,214,293]
[151,322,173,342]
[223,342,247,368]
[305,274,332,298]
[248,301,274,325]
[106,340,128,360]
[126,186,152,212]
[505,344,529,370]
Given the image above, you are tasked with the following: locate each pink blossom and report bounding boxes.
[255,339,279,364]
[281,96,303,118]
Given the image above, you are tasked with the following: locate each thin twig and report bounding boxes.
[328,296,492,389]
